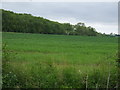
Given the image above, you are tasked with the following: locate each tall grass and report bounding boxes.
[2,32,118,88]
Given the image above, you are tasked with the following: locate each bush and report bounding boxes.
[2,43,18,88]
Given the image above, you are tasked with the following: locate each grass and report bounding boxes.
[2,32,118,88]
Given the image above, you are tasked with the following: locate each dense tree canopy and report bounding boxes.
[2,9,101,36]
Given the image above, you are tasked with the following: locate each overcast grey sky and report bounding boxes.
[2,2,118,34]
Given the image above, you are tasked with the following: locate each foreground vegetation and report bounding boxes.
[2,32,118,88]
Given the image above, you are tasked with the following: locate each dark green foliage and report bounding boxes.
[2,43,19,88]
[2,9,101,36]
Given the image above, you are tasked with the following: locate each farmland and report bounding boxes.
[2,32,118,88]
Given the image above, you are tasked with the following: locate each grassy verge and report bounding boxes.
[2,32,119,88]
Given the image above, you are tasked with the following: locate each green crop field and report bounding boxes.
[2,32,118,88]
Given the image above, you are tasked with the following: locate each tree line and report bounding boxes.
[2,9,102,36]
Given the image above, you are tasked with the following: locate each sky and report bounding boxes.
[1,2,118,34]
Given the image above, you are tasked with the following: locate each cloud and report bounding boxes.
[86,22,118,34]
[1,0,119,2]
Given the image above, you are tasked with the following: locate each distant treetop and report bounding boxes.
[2,9,103,36]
